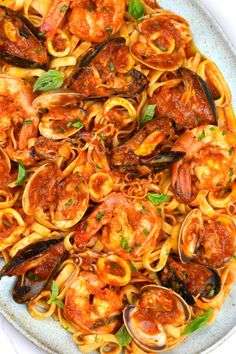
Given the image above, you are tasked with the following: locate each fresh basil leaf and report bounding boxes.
[233,255,236,260]
[15,161,27,186]
[33,70,64,92]
[140,104,156,124]
[183,309,213,335]
[53,299,65,309]
[128,0,145,20]
[147,192,170,205]
[116,324,132,347]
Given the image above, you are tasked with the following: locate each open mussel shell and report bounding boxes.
[67,37,147,99]
[0,238,66,303]
[178,68,217,121]
[0,6,48,68]
[159,257,221,305]
[123,285,190,352]
[114,151,185,174]
[178,208,203,263]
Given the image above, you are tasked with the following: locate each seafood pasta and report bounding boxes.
[0,0,236,353]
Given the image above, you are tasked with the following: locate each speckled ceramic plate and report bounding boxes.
[1,1,236,353]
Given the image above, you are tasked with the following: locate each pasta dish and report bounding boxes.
[0,0,236,353]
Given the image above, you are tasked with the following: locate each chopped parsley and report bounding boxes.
[22,120,33,125]
[197,130,206,142]
[228,147,234,156]
[130,261,137,272]
[120,236,132,253]
[60,4,68,13]
[15,161,27,186]
[143,229,149,236]
[95,211,105,222]
[128,0,145,20]
[65,199,73,207]
[140,104,156,125]
[109,61,115,72]
[105,25,113,35]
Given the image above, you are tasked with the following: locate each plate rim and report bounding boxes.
[1,1,236,353]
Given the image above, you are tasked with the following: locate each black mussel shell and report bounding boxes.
[0,6,48,68]
[67,37,147,99]
[113,151,185,174]
[178,67,217,121]
[159,257,221,305]
[0,238,66,303]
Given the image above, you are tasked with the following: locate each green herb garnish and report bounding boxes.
[120,236,132,253]
[22,120,33,125]
[183,309,213,335]
[95,211,105,222]
[147,192,170,205]
[65,199,73,207]
[140,104,156,125]
[116,324,132,347]
[130,261,137,272]
[15,161,27,186]
[143,229,149,236]
[47,281,64,309]
[128,0,145,20]
[33,70,64,92]
[197,130,206,142]
[60,4,68,13]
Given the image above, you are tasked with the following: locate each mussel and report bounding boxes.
[67,37,148,99]
[159,256,221,305]
[0,238,66,303]
[123,285,191,352]
[150,68,217,130]
[178,209,236,268]
[111,117,185,174]
[0,6,48,68]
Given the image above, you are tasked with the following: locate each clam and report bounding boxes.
[33,91,85,140]
[123,285,190,352]
[159,257,221,305]
[0,6,48,68]
[67,37,148,99]
[130,13,191,71]
[0,238,66,303]
[22,164,89,230]
[178,209,236,268]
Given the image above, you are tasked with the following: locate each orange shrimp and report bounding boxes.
[75,192,161,259]
[172,125,236,203]
[64,271,123,333]
[0,75,38,150]
[69,0,125,42]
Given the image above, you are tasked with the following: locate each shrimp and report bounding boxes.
[75,192,161,259]
[172,125,236,203]
[64,271,123,333]
[0,75,38,150]
[68,0,125,42]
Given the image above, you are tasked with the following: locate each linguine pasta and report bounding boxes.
[0,0,236,353]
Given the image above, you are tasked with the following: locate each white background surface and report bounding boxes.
[0,1,236,354]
